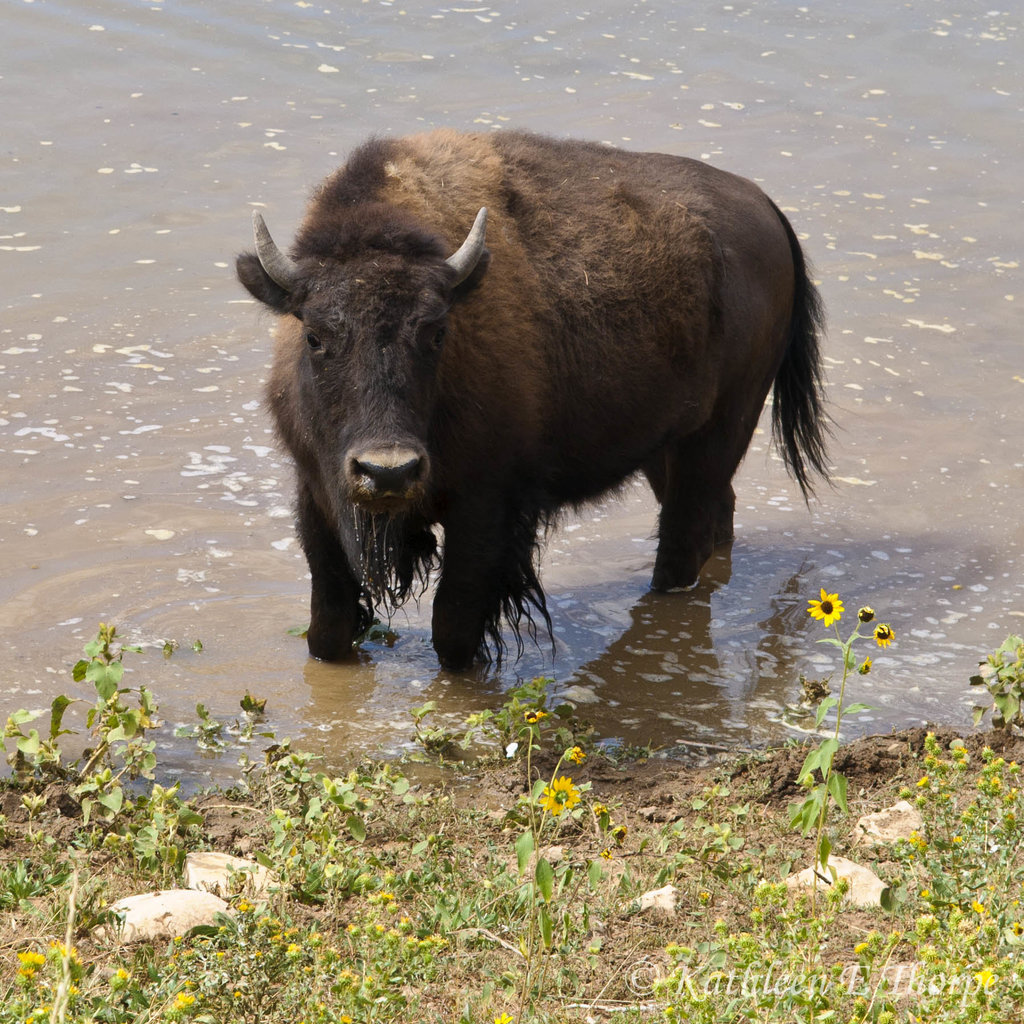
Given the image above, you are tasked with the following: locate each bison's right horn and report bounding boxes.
[445,207,488,285]
[252,210,301,292]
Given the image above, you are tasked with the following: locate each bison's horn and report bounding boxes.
[252,210,301,292]
[445,207,488,285]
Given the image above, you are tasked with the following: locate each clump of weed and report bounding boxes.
[971,634,1024,731]
[3,623,202,872]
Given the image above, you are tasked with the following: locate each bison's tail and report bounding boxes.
[769,200,830,499]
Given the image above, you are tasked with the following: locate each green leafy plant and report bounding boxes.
[0,859,72,910]
[410,700,458,757]
[461,677,591,761]
[4,624,160,825]
[970,634,1024,730]
[175,692,272,753]
[174,702,228,752]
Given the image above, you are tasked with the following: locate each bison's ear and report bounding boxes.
[452,248,490,299]
[237,252,292,313]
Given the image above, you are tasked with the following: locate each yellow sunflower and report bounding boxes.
[808,588,844,627]
[539,776,581,817]
[874,623,895,648]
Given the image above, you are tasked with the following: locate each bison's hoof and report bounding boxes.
[650,566,700,593]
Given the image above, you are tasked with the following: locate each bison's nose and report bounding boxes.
[348,447,425,499]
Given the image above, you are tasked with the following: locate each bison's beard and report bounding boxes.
[346,508,439,618]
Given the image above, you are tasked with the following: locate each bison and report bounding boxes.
[236,129,828,671]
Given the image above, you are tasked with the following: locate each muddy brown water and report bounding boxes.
[2,1,1021,785]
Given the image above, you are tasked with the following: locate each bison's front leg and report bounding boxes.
[431,496,528,671]
[295,484,366,661]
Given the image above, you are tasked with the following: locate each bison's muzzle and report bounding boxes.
[346,445,427,511]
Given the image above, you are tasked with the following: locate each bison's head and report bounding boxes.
[236,206,489,516]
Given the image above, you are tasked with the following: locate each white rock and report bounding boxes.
[786,855,887,908]
[183,851,277,896]
[854,800,924,846]
[93,889,231,943]
[638,884,678,915]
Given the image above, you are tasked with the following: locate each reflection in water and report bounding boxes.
[562,551,817,753]
[571,551,734,731]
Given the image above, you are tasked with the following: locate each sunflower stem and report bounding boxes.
[810,624,848,909]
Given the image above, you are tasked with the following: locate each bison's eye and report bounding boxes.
[432,324,447,348]
[305,330,323,352]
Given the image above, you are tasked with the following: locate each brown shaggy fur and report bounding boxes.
[236,130,828,670]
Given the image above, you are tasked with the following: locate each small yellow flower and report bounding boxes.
[1012,922,1023,936]
[18,951,46,968]
[567,745,586,764]
[494,1015,514,1024]
[600,848,613,860]
[854,941,869,955]
[524,709,548,724]
[808,588,844,627]
[858,656,872,675]
[972,900,987,915]
[612,824,628,844]
[858,606,875,623]
[874,623,895,647]
[539,776,581,816]
[48,940,80,963]
[974,967,995,989]
[173,992,196,1010]
[920,889,930,899]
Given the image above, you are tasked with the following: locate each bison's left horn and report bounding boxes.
[445,207,488,285]
[252,210,301,292]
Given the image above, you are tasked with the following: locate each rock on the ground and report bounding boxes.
[786,855,888,908]
[183,851,277,896]
[93,889,231,943]
[854,800,924,847]
[637,884,678,915]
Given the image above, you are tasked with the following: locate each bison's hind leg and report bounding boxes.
[644,430,740,593]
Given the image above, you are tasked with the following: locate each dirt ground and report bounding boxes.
[6,725,1023,863]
